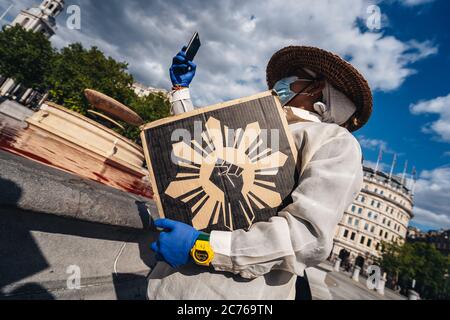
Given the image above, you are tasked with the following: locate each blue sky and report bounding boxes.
[355,0,450,230]
[1,0,449,230]
[359,0,450,172]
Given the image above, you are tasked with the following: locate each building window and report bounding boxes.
[364,223,369,231]
[391,208,394,214]
[376,243,380,250]
[370,226,375,233]
[358,208,363,214]
[377,202,381,209]
[348,217,353,225]
[374,188,378,193]
[20,17,30,27]
[379,230,383,236]
[351,205,356,213]
[380,190,384,195]
[387,220,391,227]
[371,200,375,206]
[367,239,372,247]
[360,236,366,245]
[374,214,378,220]
[350,232,356,241]
[384,232,388,239]
[354,219,359,227]
[382,218,386,224]
[343,229,349,238]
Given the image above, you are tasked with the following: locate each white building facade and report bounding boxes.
[330,166,414,270]
[0,0,64,98]
[131,82,168,98]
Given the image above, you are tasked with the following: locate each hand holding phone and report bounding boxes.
[169,32,201,87]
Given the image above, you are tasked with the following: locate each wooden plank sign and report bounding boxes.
[141,91,298,232]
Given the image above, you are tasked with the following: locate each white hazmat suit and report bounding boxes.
[147,88,363,300]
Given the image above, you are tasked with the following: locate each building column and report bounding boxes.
[376,273,386,296]
[0,79,16,96]
[19,88,34,103]
[352,266,361,282]
[333,258,341,272]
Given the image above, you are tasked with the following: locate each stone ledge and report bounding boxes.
[0,149,158,230]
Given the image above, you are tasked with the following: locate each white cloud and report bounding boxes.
[410,93,450,142]
[363,160,390,172]
[397,0,435,6]
[411,166,450,229]
[2,0,436,107]
[358,135,392,152]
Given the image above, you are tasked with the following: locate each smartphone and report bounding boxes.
[185,32,201,61]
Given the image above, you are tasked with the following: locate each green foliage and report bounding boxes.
[45,43,136,116]
[378,241,450,299]
[117,92,171,143]
[0,27,171,143]
[0,25,54,90]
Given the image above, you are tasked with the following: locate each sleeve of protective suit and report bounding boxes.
[169,88,195,115]
[209,123,363,279]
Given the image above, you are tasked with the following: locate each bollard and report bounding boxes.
[376,278,386,296]
[352,266,361,282]
[407,289,420,300]
[334,258,341,272]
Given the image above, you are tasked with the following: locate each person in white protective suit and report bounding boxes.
[147,45,373,300]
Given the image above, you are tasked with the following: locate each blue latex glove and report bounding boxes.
[169,46,197,88]
[150,219,201,268]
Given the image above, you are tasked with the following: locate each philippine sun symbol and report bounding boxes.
[164,117,288,231]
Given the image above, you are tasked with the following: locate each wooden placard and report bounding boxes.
[141,91,298,232]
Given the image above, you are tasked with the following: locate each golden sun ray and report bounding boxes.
[237,122,261,154]
[250,184,282,207]
[165,178,202,199]
[253,151,288,170]
[192,197,219,231]
[205,117,224,153]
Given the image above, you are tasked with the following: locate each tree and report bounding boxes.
[45,43,171,143]
[46,43,136,115]
[0,25,54,90]
[378,241,450,299]
[1,28,170,143]
[119,91,171,143]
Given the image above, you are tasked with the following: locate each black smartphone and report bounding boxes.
[185,32,201,61]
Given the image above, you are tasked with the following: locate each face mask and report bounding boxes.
[273,76,313,106]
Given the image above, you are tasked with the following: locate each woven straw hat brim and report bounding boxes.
[266,46,372,131]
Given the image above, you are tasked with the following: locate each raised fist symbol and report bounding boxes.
[209,159,244,192]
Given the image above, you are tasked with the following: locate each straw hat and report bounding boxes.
[84,89,144,126]
[266,46,373,132]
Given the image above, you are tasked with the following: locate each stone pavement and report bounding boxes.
[308,262,406,300]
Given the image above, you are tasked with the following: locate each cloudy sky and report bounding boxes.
[1,0,449,230]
